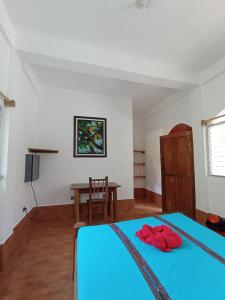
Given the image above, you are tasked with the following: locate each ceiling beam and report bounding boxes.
[15,33,198,91]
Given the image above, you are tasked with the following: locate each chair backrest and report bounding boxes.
[89,176,109,203]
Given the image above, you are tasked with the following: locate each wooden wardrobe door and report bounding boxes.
[162,138,177,175]
[160,137,178,212]
[176,134,195,218]
[160,127,196,219]
[177,177,195,218]
[164,176,177,212]
[176,134,193,177]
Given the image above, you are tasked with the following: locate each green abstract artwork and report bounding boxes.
[74,116,107,157]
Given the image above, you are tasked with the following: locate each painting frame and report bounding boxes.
[73,116,107,157]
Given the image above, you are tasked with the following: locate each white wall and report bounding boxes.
[133,117,144,150]
[35,88,133,206]
[143,94,191,195]
[0,30,11,243]
[0,30,39,243]
[142,72,225,217]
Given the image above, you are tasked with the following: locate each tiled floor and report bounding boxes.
[0,199,206,300]
[0,199,162,300]
[0,219,75,300]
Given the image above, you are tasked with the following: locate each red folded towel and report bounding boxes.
[136,224,182,252]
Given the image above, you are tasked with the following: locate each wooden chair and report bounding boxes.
[87,176,109,224]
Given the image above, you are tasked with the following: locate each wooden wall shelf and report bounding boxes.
[28,148,59,154]
[133,150,145,180]
[133,150,145,153]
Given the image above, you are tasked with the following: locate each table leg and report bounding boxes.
[107,191,111,215]
[74,189,80,222]
[113,188,118,222]
[108,191,112,219]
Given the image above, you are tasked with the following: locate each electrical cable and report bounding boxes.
[31,180,38,207]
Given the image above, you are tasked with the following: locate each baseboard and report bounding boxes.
[34,204,74,221]
[78,199,135,219]
[195,209,208,225]
[34,203,106,221]
[134,188,162,206]
[196,209,208,216]
[0,208,34,272]
[33,199,135,222]
[145,190,162,206]
[134,188,146,199]
[116,199,135,213]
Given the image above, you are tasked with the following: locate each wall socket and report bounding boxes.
[22,206,27,213]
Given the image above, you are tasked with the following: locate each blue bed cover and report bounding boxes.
[77,213,225,300]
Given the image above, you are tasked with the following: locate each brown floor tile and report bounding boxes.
[1,200,205,299]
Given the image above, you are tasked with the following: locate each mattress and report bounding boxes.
[76,213,225,300]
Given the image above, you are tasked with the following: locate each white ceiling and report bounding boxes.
[3,0,225,117]
[31,65,175,118]
[4,0,225,72]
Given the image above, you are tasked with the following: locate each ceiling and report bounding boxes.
[4,0,225,72]
[31,65,176,118]
[3,0,225,117]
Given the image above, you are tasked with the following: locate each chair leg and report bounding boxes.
[111,199,114,222]
[107,192,111,215]
[89,204,92,225]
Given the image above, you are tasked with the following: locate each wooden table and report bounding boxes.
[70,182,121,223]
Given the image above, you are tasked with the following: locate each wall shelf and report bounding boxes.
[134,150,145,153]
[133,149,145,181]
[28,148,59,154]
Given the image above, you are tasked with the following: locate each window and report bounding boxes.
[206,112,225,176]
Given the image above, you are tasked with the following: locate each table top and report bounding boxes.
[70,182,121,190]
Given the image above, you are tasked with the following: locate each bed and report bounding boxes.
[75,213,225,300]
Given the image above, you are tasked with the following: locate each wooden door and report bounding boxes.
[160,138,177,213]
[160,124,196,219]
[176,133,195,218]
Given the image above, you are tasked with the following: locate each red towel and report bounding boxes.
[136,224,182,252]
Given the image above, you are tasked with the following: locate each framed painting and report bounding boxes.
[74,116,107,157]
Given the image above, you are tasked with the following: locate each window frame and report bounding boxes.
[205,117,225,178]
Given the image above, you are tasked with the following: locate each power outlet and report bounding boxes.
[22,207,27,214]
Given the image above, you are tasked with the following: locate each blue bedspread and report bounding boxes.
[77,213,225,300]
